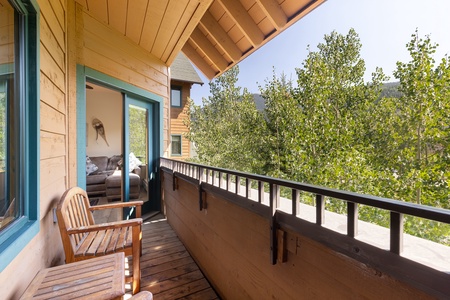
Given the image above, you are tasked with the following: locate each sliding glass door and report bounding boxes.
[123,94,158,216]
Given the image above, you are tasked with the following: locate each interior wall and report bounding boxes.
[86,85,122,157]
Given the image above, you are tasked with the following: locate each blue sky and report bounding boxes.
[190,0,450,105]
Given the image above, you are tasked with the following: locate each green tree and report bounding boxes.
[294,29,386,190]
[391,30,450,244]
[393,29,450,208]
[129,106,147,160]
[185,66,266,173]
[259,71,301,179]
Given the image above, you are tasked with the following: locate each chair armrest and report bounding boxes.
[67,218,143,234]
[89,201,143,217]
[90,201,143,210]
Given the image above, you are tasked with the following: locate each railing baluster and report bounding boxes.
[316,194,324,225]
[270,183,280,210]
[390,211,404,254]
[236,175,241,195]
[258,181,264,204]
[246,178,251,199]
[292,189,300,216]
[347,202,358,237]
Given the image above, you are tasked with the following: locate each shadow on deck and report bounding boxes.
[131,215,219,299]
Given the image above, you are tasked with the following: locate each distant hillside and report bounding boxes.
[252,82,402,111]
[252,93,266,112]
[381,81,402,98]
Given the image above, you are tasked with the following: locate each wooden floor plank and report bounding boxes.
[156,278,212,299]
[141,256,195,277]
[141,249,191,266]
[184,288,220,300]
[136,216,220,299]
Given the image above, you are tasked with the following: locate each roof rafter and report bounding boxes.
[255,0,287,30]
[182,42,217,80]
[165,0,214,66]
[190,28,229,71]
[217,0,264,47]
[199,10,242,62]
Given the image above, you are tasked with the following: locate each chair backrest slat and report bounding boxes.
[56,187,95,262]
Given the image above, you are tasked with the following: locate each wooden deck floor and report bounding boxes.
[130,215,219,299]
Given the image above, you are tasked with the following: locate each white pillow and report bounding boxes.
[129,152,143,171]
[86,155,98,175]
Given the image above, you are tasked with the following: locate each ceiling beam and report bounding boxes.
[217,0,264,47]
[182,43,217,80]
[199,11,242,62]
[190,28,229,71]
[255,0,287,30]
[165,0,214,66]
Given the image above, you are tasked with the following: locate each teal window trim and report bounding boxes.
[0,0,40,272]
[170,86,182,107]
[171,134,182,156]
[76,66,164,188]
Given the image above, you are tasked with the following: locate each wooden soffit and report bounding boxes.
[74,0,325,80]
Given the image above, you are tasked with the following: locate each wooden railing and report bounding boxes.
[160,157,450,264]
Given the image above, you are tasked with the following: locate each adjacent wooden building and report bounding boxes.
[169,53,203,160]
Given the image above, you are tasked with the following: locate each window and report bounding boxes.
[171,135,182,156]
[0,0,39,271]
[171,86,182,107]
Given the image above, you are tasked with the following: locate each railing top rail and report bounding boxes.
[160,158,450,224]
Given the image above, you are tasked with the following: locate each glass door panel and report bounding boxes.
[128,105,148,204]
[124,95,156,217]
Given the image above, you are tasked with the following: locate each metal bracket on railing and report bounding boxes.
[172,172,177,191]
[270,216,277,265]
[199,184,205,211]
[270,183,279,265]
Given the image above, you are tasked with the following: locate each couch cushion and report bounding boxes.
[90,156,109,172]
[105,171,140,188]
[86,173,108,185]
[86,183,106,193]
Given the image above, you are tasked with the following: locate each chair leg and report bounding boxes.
[132,226,141,294]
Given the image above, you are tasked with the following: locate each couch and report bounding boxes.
[86,155,141,200]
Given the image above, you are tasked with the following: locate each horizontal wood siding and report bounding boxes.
[170,81,191,160]
[1,0,68,298]
[79,7,170,155]
[162,171,435,299]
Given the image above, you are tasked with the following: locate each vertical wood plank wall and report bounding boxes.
[1,1,170,299]
[162,171,434,299]
[78,7,170,154]
[170,80,192,160]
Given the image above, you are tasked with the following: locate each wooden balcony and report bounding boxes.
[159,158,450,299]
[95,157,449,299]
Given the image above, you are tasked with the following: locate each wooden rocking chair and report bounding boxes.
[56,187,143,294]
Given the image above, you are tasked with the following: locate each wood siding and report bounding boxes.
[1,1,171,298]
[161,170,437,299]
[170,80,192,160]
[78,4,171,155]
[1,0,68,298]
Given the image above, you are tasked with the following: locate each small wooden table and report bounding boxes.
[20,253,125,300]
